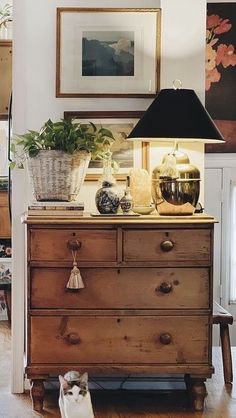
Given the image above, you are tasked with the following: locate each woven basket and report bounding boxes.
[27,150,91,201]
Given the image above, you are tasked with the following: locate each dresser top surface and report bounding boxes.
[22,212,217,226]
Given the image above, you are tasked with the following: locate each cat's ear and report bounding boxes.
[59,375,69,390]
[80,372,88,385]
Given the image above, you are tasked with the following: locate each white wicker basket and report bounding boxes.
[27,150,91,201]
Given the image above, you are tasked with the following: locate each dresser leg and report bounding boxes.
[30,379,45,411]
[184,375,207,411]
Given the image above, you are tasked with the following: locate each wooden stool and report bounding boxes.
[213,301,233,383]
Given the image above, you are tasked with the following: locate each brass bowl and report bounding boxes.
[160,178,200,206]
[152,148,201,215]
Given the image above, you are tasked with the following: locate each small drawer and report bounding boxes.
[30,229,117,261]
[30,315,209,364]
[123,229,211,262]
[31,267,209,309]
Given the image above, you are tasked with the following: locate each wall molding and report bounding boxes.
[205,153,236,168]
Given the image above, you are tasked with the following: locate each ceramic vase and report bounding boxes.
[95,158,120,214]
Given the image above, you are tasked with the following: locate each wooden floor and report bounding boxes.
[1,321,236,418]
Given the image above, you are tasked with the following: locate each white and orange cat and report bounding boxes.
[59,371,94,418]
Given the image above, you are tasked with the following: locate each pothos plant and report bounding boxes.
[10,118,115,169]
[0,3,12,29]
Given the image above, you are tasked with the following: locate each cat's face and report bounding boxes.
[59,372,88,404]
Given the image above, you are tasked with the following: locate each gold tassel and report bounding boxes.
[66,251,85,290]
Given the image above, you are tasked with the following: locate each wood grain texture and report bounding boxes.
[123,229,211,262]
[30,315,209,365]
[30,267,209,309]
[0,191,11,237]
[30,228,117,261]
[0,323,236,418]
[25,217,214,412]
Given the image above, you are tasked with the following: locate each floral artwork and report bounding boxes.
[206,13,236,91]
[0,239,12,258]
[205,3,236,153]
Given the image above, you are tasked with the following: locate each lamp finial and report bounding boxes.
[173,79,182,90]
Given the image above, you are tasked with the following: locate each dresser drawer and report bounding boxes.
[31,267,209,309]
[123,229,211,262]
[30,229,117,261]
[30,315,209,364]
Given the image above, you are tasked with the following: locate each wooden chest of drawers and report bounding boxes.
[24,214,215,412]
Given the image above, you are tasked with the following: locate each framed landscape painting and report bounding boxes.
[205,2,236,152]
[64,111,148,180]
[57,8,161,97]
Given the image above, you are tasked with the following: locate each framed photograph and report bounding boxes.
[0,258,11,284]
[205,2,236,152]
[57,8,161,98]
[0,239,12,258]
[64,111,148,180]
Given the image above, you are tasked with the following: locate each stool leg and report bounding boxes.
[220,324,233,383]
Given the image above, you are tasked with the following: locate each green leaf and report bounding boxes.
[9,161,16,170]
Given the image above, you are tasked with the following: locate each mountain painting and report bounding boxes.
[82,31,134,76]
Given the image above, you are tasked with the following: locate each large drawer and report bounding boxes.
[30,315,209,364]
[123,229,211,262]
[30,229,117,261]
[31,267,209,309]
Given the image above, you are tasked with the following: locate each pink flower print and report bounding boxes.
[206,12,236,91]
[206,44,217,71]
[207,14,222,29]
[216,44,236,68]
[5,247,12,256]
[214,19,232,35]
[205,67,221,91]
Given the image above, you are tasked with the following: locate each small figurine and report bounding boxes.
[120,176,134,214]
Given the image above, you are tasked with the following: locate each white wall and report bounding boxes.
[0,0,12,7]
[12,0,207,392]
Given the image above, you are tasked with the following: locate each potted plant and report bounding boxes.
[11,118,114,201]
[0,3,12,38]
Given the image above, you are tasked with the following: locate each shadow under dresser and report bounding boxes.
[22,213,216,412]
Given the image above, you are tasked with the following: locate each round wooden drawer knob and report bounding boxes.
[158,282,173,294]
[159,333,172,345]
[160,240,174,252]
[66,333,81,345]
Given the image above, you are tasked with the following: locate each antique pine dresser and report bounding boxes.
[23,213,216,412]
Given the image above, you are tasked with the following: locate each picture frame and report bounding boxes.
[0,239,12,258]
[205,2,236,152]
[64,111,149,181]
[0,40,12,120]
[0,258,12,284]
[57,8,161,98]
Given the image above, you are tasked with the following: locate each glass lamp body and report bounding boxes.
[152,150,200,215]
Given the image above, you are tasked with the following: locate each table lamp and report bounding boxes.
[128,82,225,215]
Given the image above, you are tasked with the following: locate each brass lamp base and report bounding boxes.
[152,146,200,216]
[156,200,196,215]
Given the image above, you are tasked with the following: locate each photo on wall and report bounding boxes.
[64,111,147,181]
[206,2,236,152]
[0,239,12,258]
[56,8,161,97]
[82,31,134,76]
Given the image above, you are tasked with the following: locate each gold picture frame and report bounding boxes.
[57,8,161,98]
[64,111,149,181]
[0,40,12,120]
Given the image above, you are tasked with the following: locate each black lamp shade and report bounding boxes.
[128,88,224,143]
